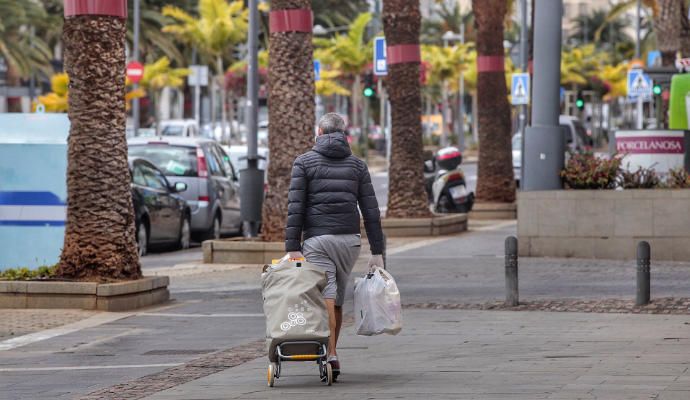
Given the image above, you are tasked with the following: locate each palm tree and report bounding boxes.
[314,12,372,130]
[382,0,431,218]
[472,0,514,204]
[0,0,52,79]
[421,1,474,45]
[260,0,315,241]
[56,12,141,281]
[313,0,368,29]
[163,0,248,142]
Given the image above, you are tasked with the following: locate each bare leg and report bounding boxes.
[334,305,343,349]
[325,299,337,357]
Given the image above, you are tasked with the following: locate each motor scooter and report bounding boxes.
[423,147,475,213]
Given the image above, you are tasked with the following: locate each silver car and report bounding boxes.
[128,136,242,239]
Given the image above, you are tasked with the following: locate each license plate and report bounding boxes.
[449,185,467,199]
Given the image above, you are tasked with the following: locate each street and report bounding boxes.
[5,219,690,399]
[141,163,479,269]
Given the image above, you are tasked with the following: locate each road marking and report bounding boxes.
[138,312,264,318]
[388,255,502,259]
[470,220,517,232]
[0,363,182,372]
[387,237,450,256]
[0,312,136,351]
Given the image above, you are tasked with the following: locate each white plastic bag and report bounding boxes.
[353,267,402,336]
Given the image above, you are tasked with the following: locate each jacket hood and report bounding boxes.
[312,131,352,159]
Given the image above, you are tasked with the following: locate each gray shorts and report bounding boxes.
[303,234,362,307]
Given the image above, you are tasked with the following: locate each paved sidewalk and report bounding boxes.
[141,309,690,400]
[0,309,96,340]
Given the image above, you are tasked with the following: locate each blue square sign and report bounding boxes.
[627,69,652,100]
[373,37,387,76]
[511,73,530,105]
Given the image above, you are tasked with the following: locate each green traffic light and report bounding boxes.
[653,84,662,95]
[576,98,584,108]
[363,87,375,97]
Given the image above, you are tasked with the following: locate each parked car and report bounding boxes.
[512,115,589,186]
[130,158,191,256]
[128,136,242,240]
[160,119,199,137]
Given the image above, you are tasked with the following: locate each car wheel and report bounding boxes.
[178,215,191,250]
[137,221,149,257]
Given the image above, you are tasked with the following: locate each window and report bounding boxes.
[205,146,225,177]
[141,164,168,190]
[128,145,197,177]
[217,146,237,180]
[132,166,147,186]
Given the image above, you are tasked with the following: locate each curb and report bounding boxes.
[145,263,262,277]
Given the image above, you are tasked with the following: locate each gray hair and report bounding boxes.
[317,113,346,135]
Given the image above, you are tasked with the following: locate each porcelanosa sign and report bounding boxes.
[615,130,686,173]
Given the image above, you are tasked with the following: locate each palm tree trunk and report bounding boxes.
[57,15,140,282]
[261,0,315,242]
[383,0,431,218]
[472,0,515,203]
[654,0,682,65]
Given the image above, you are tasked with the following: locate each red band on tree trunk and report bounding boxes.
[528,60,534,74]
[387,44,421,65]
[269,9,313,33]
[477,55,505,72]
[64,0,127,17]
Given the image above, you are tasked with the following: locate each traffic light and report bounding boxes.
[362,73,376,98]
[575,96,585,109]
[653,83,662,96]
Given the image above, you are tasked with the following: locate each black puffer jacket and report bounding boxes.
[285,131,384,254]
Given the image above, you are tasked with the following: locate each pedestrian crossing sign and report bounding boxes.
[511,73,530,105]
[627,69,652,99]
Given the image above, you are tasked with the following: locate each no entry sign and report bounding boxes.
[126,61,144,84]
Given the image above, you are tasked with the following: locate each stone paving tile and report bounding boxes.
[0,309,97,340]
[133,310,690,400]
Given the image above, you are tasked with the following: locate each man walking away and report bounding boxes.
[285,113,385,381]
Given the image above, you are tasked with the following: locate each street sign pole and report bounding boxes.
[132,0,140,136]
[519,0,528,188]
[458,22,465,152]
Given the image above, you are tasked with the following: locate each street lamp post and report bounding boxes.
[240,0,264,237]
[442,30,463,149]
[132,0,140,136]
[522,0,564,191]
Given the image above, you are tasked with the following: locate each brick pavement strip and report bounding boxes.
[0,309,97,340]
[404,297,690,314]
[79,340,266,400]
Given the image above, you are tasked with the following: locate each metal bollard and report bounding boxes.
[505,236,519,306]
[636,241,651,306]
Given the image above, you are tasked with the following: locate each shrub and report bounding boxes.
[618,164,660,189]
[665,167,690,188]
[561,152,622,189]
[0,265,57,281]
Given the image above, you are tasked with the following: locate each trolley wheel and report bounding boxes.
[325,362,333,386]
[267,363,276,387]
